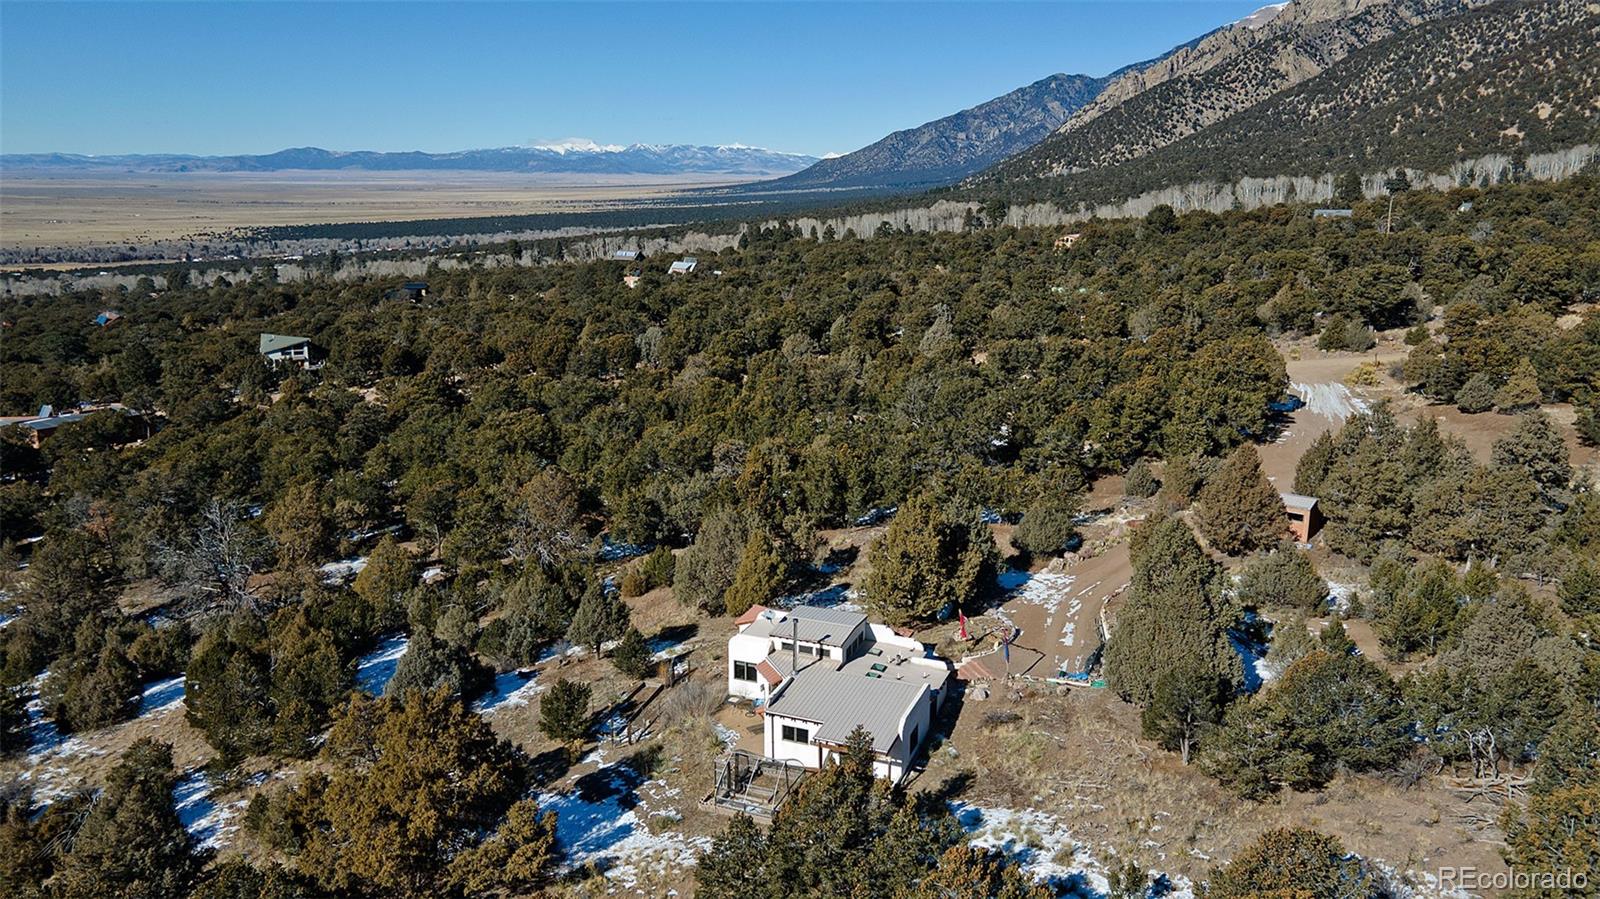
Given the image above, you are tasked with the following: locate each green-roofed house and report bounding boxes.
[258,333,321,369]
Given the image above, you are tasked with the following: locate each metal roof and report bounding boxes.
[259,333,311,354]
[1280,492,1319,510]
[782,605,866,646]
[765,664,926,753]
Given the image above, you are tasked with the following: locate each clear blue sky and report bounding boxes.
[2,1,1269,157]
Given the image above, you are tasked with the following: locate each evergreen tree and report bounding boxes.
[1197,444,1284,555]
[1012,493,1081,556]
[1140,666,1226,764]
[1104,517,1240,706]
[185,612,273,761]
[289,688,529,897]
[673,506,750,614]
[352,535,412,630]
[1493,357,1542,412]
[538,677,591,749]
[862,493,997,628]
[444,797,560,895]
[565,580,630,653]
[1292,430,1336,496]
[723,530,787,616]
[1454,371,1497,413]
[1208,828,1372,899]
[611,627,654,679]
[386,630,490,701]
[1560,558,1600,617]
[1501,784,1600,885]
[1236,547,1328,613]
[1491,410,1572,495]
[1123,459,1158,499]
[52,738,204,899]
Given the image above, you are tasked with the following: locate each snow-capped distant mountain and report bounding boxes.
[1236,2,1288,29]
[1,142,820,176]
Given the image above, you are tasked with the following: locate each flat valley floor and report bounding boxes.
[0,170,757,252]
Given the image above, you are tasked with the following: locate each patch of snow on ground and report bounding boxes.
[318,556,369,585]
[951,802,1125,898]
[137,675,186,716]
[537,640,586,664]
[853,506,897,527]
[776,583,857,611]
[174,770,247,850]
[713,723,740,749]
[1228,623,1268,693]
[1326,582,1358,615]
[474,669,542,713]
[356,635,409,695]
[1003,570,1078,617]
[539,763,711,891]
[596,536,653,562]
[1291,381,1370,421]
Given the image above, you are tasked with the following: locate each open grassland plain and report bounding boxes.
[0,170,760,252]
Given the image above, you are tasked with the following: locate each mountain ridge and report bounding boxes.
[0,143,819,176]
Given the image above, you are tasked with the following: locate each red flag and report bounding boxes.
[958,610,969,641]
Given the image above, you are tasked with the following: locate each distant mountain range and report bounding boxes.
[0,143,819,177]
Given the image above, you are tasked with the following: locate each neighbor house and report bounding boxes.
[1312,208,1354,220]
[1281,492,1322,543]
[727,604,951,783]
[623,269,643,289]
[668,257,697,275]
[383,282,429,302]
[3,403,140,449]
[1053,232,1082,250]
[93,310,123,327]
[258,333,321,369]
[612,249,644,262]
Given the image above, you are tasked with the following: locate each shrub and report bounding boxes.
[1123,459,1158,499]
[1455,372,1497,413]
[1236,548,1328,614]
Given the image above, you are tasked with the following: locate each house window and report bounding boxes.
[781,724,810,744]
[733,661,758,682]
[798,643,815,657]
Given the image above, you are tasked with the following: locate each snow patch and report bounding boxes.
[474,669,543,714]
[318,556,368,585]
[137,675,186,716]
[355,634,409,695]
[538,763,711,890]
[174,770,248,850]
[1291,382,1370,422]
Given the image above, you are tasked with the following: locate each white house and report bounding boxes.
[668,257,697,275]
[727,604,951,783]
[258,333,319,369]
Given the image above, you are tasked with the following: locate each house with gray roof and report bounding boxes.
[727,604,951,783]
[668,257,697,275]
[258,333,321,369]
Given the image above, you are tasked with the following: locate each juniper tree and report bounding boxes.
[1236,547,1328,614]
[1012,493,1082,556]
[1454,371,1497,413]
[1140,666,1227,764]
[52,739,204,899]
[1207,828,1372,899]
[1104,517,1240,707]
[1492,410,1572,496]
[566,580,630,654]
[1494,357,1542,412]
[386,630,490,701]
[723,530,787,616]
[352,535,412,630]
[1292,430,1336,496]
[862,492,997,628]
[673,506,750,614]
[611,627,654,679]
[1197,444,1284,555]
[538,677,591,750]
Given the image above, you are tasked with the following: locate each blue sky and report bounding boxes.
[2,1,1270,157]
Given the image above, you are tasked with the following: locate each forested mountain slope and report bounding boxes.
[756,74,1109,191]
[984,0,1487,183]
[982,0,1600,206]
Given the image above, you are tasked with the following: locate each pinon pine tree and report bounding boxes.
[1198,444,1286,555]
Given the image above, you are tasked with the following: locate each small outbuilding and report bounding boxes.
[1281,492,1322,543]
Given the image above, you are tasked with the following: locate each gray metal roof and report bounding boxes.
[780,605,866,646]
[1280,492,1319,510]
[259,333,311,354]
[765,664,925,753]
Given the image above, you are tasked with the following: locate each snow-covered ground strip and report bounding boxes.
[538,763,711,892]
[775,582,859,611]
[853,506,897,527]
[1004,570,1078,618]
[137,675,187,716]
[355,634,409,695]
[596,536,653,562]
[317,556,368,585]
[174,769,248,850]
[647,634,688,662]
[536,640,586,665]
[951,802,1194,898]
[1326,581,1359,615]
[1227,623,1269,693]
[1291,381,1370,421]
[474,669,542,714]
